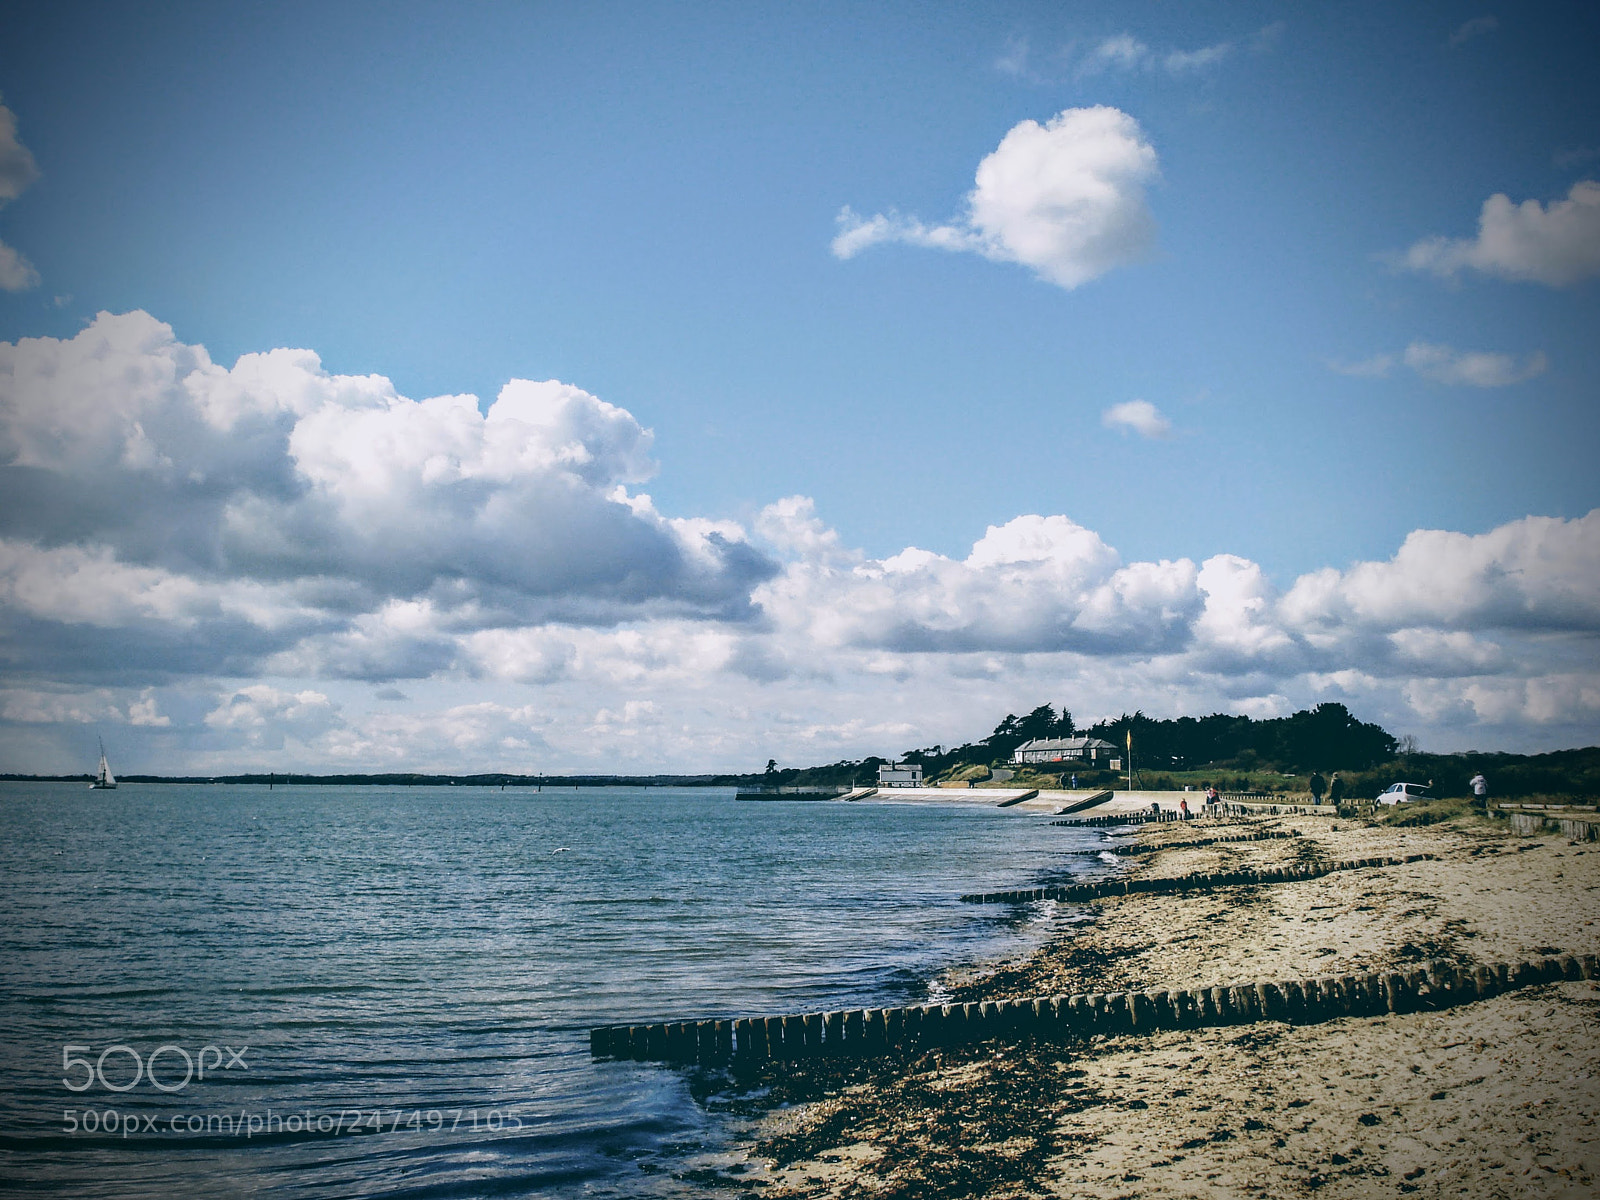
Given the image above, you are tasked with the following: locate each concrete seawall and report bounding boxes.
[591,954,1597,1067]
[959,853,1435,905]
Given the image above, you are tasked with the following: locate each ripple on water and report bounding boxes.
[0,782,1113,1197]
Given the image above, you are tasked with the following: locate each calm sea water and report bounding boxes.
[0,783,1115,1198]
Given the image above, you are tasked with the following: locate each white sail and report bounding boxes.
[92,739,117,788]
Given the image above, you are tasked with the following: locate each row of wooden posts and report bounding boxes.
[1099,829,1301,856]
[590,954,1596,1067]
[1052,811,1158,827]
[1505,810,1600,842]
[958,853,1435,905]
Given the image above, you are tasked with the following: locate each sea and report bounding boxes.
[0,782,1120,1198]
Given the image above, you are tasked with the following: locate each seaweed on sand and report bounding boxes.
[751,1045,1106,1200]
[946,940,1141,1002]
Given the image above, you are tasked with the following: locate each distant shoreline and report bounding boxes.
[0,772,758,787]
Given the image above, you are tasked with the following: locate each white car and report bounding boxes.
[1376,782,1431,806]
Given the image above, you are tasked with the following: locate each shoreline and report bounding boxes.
[729,807,1600,1198]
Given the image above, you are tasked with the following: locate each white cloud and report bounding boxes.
[1162,43,1232,72]
[318,701,550,764]
[128,688,172,726]
[0,102,40,293]
[833,106,1159,290]
[756,510,1199,656]
[0,312,776,677]
[1329,342,1547,387]
[0,240,38,292]
[1076,32,1234,76]
[1402,341,1547,387]
[1402,180,1600,287]
[1090,34,1150,71]
[201,685,344,752]
[1101,399,1172,438]
[1280,511,1600,634]
[755,495,852,564]
[0,103,39,202]
[1,687,127,726]
[1448,15,1498,47]
[998,27,1266,84]
[4,315,1599,772]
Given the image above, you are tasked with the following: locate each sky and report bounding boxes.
[0,1,1597,775]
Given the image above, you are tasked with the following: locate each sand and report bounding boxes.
[728,810,1600,1200]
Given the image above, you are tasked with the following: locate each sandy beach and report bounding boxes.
[729,807,1600,1199]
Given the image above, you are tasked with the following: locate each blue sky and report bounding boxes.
[1,2,1597,773]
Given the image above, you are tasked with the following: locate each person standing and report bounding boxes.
[1328,773,1344,807]
[1470,772,1488,812]
[1309,771,1327,803]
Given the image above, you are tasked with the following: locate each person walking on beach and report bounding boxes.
[1327,773,1344,807]
[1470,771,1488,812]
[1309,771,1326,803]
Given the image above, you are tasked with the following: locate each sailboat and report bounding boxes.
[91,738,117,789]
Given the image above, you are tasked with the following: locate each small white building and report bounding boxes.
[877,761,923,787]
[1011,736,1117,765]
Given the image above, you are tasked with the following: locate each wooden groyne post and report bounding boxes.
[590,954,1597,1068]
[959,854,1435,905]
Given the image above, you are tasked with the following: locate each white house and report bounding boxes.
[877,761,923,787]
[1011,736,1117,765]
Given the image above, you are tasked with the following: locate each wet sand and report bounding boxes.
[736,810,1600,1199]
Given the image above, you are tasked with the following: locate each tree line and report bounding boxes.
[751,701,1598,800]
[901,701,1399,774]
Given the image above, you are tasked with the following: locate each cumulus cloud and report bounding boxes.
[745,506,1600,749]
[1101,399,1172,437]
[833,106,1159,290]
[9,502,1600,769]
[4,314,1598,773]
[0,312,777,684]
[1280,511,1600,636]
[756,511,1200,656]
[2,686,135,726]
[201,685,342,750]
[1401,180,1600,287]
